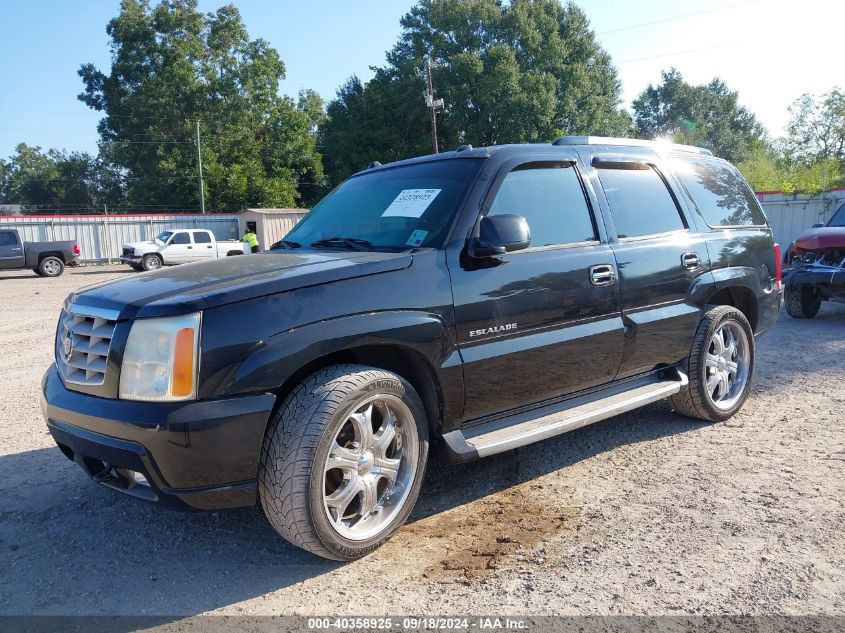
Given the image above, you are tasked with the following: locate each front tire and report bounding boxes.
[141,253,163,271]
[259,364,429,560]
[784,283,821,319]
[668,305,754,422]
[38,256,64,277]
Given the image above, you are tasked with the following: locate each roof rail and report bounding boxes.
[552,135,712,156]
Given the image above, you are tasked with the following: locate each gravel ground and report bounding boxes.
[0,265,843,617]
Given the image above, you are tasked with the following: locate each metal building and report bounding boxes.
[237,209,308,250]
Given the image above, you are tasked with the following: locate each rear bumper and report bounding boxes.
[41,364,276,510]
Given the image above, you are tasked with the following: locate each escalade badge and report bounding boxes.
[469,323,517,338]
[61,330,74,363]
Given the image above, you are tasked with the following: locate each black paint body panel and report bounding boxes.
[42,141,781,511]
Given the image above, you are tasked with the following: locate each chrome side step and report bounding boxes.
[441,370,687,462]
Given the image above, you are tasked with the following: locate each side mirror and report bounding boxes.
[812,223,824,228]
[469,214,531,258]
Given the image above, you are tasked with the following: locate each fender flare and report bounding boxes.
[213,311,462,415]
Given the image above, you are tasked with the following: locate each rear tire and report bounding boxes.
[668,305,754,422]
[259,364,429,560]
[38,256,64,277]
[141,254,163,271]
[784,283,821,319]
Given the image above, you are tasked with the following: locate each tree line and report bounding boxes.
[1,0,843,213]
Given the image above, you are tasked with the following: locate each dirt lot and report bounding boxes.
[0,265,843,617]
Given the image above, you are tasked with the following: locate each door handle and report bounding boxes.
[10,247,21,252]
[207,245,213,248]
[681,252,700,270]
[590,264,616,286]
[187,246,193,249]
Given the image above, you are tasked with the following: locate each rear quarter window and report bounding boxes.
[675,158,767,227]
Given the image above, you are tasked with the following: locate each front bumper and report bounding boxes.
[785,267,845,299]
[119,255,142,265]
[41,364,276,510]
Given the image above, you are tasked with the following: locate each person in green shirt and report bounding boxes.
[241,228,259,253]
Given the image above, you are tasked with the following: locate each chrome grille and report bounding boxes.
[122,246,134,257]
[56,306,118,386]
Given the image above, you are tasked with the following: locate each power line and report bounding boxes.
[618,42,738,64]
[597,0,756,36]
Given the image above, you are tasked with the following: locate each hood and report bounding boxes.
[124,240,158,249]
[69,250,413,319]
[794,226,845,251]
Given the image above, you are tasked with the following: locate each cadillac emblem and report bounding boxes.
[61,329,74,363]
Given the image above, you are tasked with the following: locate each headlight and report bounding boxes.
[119,313,201,401]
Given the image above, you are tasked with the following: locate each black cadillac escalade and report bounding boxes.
[42,137,781,560]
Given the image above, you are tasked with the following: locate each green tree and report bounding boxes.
[632,68,765,163]
[320,0,630,185]
[783,88,845,164]
[0,144,124,210]
[78,0,323,211]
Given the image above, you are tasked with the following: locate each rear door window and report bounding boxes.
[0,231,18,246]
[193,231,212,244]
[675,158,766,227]
[597,165,686,238]
[488,163,597,247]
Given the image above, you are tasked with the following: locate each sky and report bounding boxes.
[0,0,842,159]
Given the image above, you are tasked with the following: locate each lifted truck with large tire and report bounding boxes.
[0,228,80,277]
[41,137,781,560]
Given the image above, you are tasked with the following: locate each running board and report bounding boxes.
[441,370,687,463]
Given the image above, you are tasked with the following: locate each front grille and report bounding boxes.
[56,307,118,386]
[122,247,134,257]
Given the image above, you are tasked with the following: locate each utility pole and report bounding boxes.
[423,57,444,154]
[195,120,206,214]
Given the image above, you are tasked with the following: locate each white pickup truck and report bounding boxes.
[120,229,248,271]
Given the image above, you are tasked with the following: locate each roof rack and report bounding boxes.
[552,135,712,156]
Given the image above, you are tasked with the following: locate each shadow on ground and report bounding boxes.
[3,302,841,619]
[1,400,703,619]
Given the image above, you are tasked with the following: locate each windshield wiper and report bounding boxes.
[310,237,373,252]
[271,239,301,250]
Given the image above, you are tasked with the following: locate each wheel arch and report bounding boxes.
[37,251,65,263]
[703,267,769,333]
[273,344,445,440]
[206,311,462,441]
[706,285,759,332]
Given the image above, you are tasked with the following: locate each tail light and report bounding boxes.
[73,243,80,256]
[773,243,782,291]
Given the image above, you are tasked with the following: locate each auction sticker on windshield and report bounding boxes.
[382,189,441,218]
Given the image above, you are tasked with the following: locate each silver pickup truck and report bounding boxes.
[120,229,248,271]
[0,228,80,277]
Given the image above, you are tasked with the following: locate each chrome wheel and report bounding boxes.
[322,394,419,541]
[705,320,750,411]
[143,255,161,270]
[42,259,61,276]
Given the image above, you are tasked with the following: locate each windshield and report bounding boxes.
[155,231,173,244]
[284,159,484,251]
[828,203,845,227]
